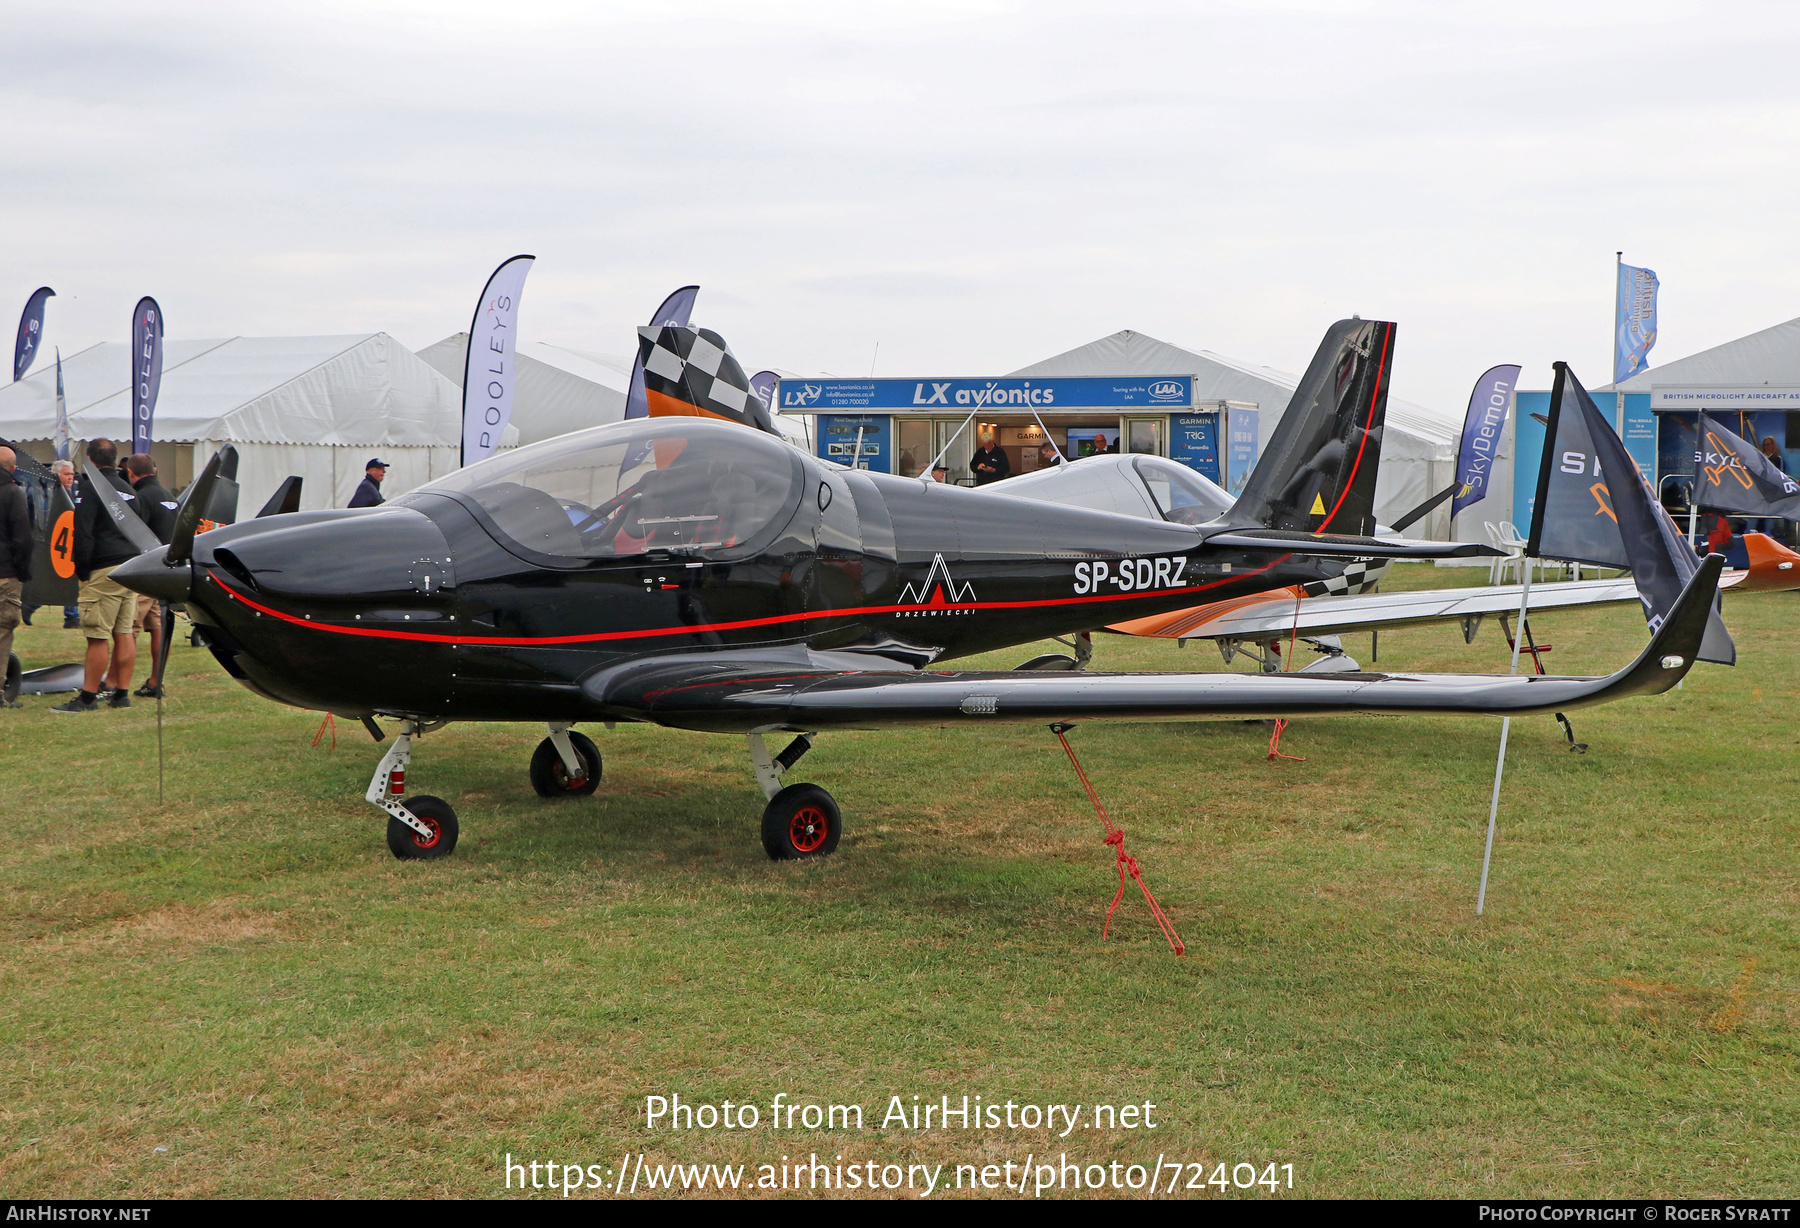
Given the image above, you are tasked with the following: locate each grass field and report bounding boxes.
[2,563,1796,1199]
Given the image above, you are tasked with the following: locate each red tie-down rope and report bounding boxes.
[1049,724,1185,956]
[1267,586,1305,761]
[312,711,337,750]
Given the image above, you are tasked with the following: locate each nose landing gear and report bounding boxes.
[366,719,459,860]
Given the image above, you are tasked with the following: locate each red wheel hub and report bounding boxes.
[554,762,588,791]
[789,805,828,854]
[412,816,441,849]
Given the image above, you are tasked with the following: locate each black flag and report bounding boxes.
[1527,362,1734,665]
[1694,411,1800,520]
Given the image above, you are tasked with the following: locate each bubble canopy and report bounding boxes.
[399,418,805,562]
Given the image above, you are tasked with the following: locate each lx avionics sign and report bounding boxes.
[779,376,1195,412]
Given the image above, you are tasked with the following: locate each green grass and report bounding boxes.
[1,564,1796,1198]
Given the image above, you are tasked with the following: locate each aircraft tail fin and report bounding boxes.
[636,325,780,436]
[1228,319,1395,536]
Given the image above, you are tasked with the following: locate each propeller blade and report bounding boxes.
[256,475,303,518]
[81,456,162,555]
[166,451,224,566]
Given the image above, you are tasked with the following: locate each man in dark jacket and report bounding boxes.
[53,439,143,713]
[0,445,33,707]
[348,458,390,508]
[970,438,1011,486]
[124,453,177,698]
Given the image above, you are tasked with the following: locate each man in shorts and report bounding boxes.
[123,453,177,698]
[52,439,144,713]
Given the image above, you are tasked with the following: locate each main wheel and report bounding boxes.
[529,731,602,797]
[386,795,460,860]
[761,783,842,861]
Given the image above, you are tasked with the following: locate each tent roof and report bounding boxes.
[0,332,480,447]
[1008,328,1456,457]
[415,334,627,446]
[1604,314,1800,392]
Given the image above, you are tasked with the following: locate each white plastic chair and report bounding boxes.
[1484,521,1521,585]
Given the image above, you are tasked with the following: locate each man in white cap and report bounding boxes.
[348,458,390,508]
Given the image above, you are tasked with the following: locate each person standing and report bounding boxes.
[348,458,390,508]
[0,446,33,709]
[970,437,1011,486]
[53,439,142,713]
[124,453,177,698]
[1036,440,1065,469]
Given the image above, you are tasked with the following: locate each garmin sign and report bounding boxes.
[778,376,1195,412]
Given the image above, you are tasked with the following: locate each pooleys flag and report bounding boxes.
[459,254,535,467]
[636,324,778,434]
[1694,412,1800,520]
[1614,262,1659,384]
[14,286,53,382]
[130,297,164,457]
[1451,364,1520,517]
[1527,362,1733,665]
[625,286,699,419]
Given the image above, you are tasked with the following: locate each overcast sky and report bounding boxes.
[6,0,1800,413]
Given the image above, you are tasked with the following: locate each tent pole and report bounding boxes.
[1478,567,1534,916]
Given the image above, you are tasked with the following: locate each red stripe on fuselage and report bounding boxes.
[1318,324,1390,532]
[203,554,1292,647]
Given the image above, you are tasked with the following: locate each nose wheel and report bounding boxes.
[530,728,602,797]
[385,795,459,860]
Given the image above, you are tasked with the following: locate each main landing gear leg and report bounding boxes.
[367,720,459,860]
[748,731,839,861]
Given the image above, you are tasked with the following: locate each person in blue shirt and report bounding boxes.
[348,458,390,508]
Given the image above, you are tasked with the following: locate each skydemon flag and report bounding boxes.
[130,297,164,457]
[459,254,535,467]
[636,324,778,434]
[1452,363,1520,517]
[1527,362,1734,665]
[625,285,699,419]
[1694,412,1800,520]
[14,286,53,381]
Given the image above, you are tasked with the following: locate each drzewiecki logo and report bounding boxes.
[896,554,976,616]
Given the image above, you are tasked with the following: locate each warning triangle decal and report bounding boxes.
[1310,492,1327,516]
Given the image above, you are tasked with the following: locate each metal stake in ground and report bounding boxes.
[1477,569,1533,915]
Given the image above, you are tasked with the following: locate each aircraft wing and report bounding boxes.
[585,555,1720,733]
[1106,570,1747,642]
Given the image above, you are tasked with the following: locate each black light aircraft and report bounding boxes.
[112,318,1721,863]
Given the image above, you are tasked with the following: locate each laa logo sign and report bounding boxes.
[1073,555,1189,595]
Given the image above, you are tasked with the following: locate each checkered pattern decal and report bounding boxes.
[636,325,777,434]
[1301,558,1388,599]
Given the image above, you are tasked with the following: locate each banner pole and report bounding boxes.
[1478,567,1535,915]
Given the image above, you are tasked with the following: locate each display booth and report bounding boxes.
[777,374,1262,491]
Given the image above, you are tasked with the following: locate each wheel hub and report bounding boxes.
[789,805,828,854]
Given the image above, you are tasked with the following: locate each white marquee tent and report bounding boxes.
[0,333,501,514]
[1010,329,1459,538]
[416,333,629,445]
[1603,314,1800,393]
